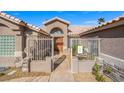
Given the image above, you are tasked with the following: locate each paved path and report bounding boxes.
[49,56,74,82]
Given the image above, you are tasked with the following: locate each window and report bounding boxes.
[0,35,15,56]
[51,30,63,35]
[50,28,63,35]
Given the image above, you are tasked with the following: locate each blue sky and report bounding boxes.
[4,11,124,27]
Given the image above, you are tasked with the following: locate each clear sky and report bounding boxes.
[4,11,124,27]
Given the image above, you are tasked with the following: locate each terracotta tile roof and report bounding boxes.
[0,12,49,36]
[68,25,93,37]
[68,25,93,34]
[80,14,124,36]
[0,12,21,24]
[26,23,49,35]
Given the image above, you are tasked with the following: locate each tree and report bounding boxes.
[98,18,105,24]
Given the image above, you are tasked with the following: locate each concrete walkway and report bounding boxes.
[49,56,74,82]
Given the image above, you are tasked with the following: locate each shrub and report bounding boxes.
[72,44,78,56]
[95,74,105,82]
[0,73,5,76]
[92,63,106,82]
[104,65,112,74]
[92,63,100,75]
[92,70,99,76]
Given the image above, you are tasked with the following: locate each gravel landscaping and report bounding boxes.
[0,68,50,81]
[73,72,112,82]
[73,72,97,82]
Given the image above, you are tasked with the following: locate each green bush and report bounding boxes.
[92,70,99,76]
[92,63,100,75]
[95,74,105,82]
[72,44,78,56]
[104,65,112,74]
[92,63,106,82]
[0,73,5,76]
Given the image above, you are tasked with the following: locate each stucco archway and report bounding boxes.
[50,27,64,55]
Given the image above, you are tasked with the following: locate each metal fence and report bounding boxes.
[103,61,124,82]
[28,37,53,61]
[70,38,100,60]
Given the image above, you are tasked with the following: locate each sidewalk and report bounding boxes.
[49,56,74,82]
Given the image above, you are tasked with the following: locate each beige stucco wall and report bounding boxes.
[30,57,52,73]
[71,57,95,73]
[0,17,47,67]
[0,18,25,66]
[80,25,124,60]
[0,18,25,57]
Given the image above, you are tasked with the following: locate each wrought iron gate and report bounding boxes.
[27,37,53,61]
[70,38,100,60]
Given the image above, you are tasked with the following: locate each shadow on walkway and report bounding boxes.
[53,55,66,70]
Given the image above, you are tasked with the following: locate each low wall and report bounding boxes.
[100,53,124,68]
[71,57,95,73]
[0,57,16,67]
[30,57,52,73]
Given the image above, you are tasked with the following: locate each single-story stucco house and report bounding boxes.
[0,12,50,67]
[0,12,92,67]
[0,12,124,74]
[80,15,124,64]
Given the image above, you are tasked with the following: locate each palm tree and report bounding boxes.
[98,18,105,24]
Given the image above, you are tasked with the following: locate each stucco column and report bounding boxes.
[63,29,68,53]
[15,33,23,57]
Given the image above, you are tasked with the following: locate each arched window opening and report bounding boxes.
[50,28,63,35]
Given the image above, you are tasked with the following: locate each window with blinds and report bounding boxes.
[0,35,15,56]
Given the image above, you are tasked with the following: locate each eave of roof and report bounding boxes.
[0,12,49,36]
[0,12,26,26]
[80,14,124,36]
[68,34,80,38]
[43,17,70,25]
[26,23,49,36]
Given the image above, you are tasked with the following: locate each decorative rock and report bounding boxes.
[7,70,16,76]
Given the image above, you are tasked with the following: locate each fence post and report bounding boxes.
[98,38,101,57]
[70,38,73,72]
[52,38,54,58]
[27,36,29,58]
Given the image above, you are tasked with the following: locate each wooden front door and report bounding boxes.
[54,37,63,55]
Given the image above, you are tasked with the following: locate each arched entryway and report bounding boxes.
[50,27,64,55]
